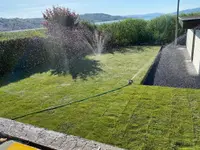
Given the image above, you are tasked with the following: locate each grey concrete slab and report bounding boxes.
[153,43,200,88]
[0,118,124,150]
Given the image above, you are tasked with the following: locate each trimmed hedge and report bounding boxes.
[0,38,49,76]
[98,15,186,47]
[98,19,150,47]
[0,36,90,77]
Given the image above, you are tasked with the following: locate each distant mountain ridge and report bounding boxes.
[0,18,43,31]
[125,13,164,20]
[173,7,200,14]
[1,7,200,31]
[80,13,125,22]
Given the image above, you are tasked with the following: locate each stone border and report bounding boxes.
[0,118,124,150]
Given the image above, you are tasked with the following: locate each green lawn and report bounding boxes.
[1,46,200,149]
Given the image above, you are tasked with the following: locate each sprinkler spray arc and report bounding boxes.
[127,58,154,85]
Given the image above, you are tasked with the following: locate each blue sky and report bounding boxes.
[1,0,200,18]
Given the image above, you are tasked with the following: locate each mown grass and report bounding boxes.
[0,29,46,41]
[1,46,200,149]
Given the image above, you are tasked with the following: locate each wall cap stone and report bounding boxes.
[0,118,124,150]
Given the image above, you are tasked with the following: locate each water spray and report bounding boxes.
[127,58,154,85]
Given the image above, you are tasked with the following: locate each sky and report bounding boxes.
[0,0,200,18]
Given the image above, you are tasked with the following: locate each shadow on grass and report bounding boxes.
[0,58,102,87]
[51,58,103,80]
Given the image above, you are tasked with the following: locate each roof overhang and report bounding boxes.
[179,17,200,29]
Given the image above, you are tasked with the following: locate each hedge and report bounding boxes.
[98,15,186,47]
[0,38,51,76]
[0,36,91,77]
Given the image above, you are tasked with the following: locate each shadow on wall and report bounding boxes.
[0,57,102,87]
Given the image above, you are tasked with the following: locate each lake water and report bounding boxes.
[95,20,122,25]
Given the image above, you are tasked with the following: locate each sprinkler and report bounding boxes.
[128,79,134,85]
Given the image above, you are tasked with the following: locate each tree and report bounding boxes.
[42,6,99,78]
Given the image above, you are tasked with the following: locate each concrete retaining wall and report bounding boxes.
[0,118,124,150]
[186,29,194,58]
[186,29,200,74]
[193,30,200,74]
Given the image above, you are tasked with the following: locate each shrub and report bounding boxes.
[98,15,188,47]
[0,38,48,76]
[43,6,79,30]
[147,15,184,44]
[80,21,97,32]
[98,19,150,47]
[42,6,95,67]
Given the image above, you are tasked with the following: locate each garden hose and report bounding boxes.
[12,84,129,120]
[12,57,154,120]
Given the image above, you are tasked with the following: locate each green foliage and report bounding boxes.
[0,38,48,76]
[2,12,200,47]
[0,29,46,41]
[99,19,149,47]
[42,6,96,67]
[98,13,200,47]
[80,21,97,32]
[180,12,200,17]
[147,15,183,44]
[43,6,79,29]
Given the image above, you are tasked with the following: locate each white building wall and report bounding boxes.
[193,30,200,74]
[186,29,200,74]
[186,29,194,58]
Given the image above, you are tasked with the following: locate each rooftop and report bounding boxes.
[179,16,200,29]
[179,16,200,21]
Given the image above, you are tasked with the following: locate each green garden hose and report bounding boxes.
[12,84,129,120]
[12,56,154,120]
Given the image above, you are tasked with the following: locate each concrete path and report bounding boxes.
[153,44,200,88]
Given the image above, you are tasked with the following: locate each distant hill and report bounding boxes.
[0,14,124,31]
[80,13,125,22]
[0,18,43,31]
[173,7,200,15]
[125,13,164,20]
[1,7,200,31]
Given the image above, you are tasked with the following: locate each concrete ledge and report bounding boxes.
[0,118,124,150]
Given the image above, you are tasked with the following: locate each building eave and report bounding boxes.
[179,16,200,29]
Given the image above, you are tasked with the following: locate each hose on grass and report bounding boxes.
[12,56,155,120]
[12,84,129,120]
[128,57,155,84]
